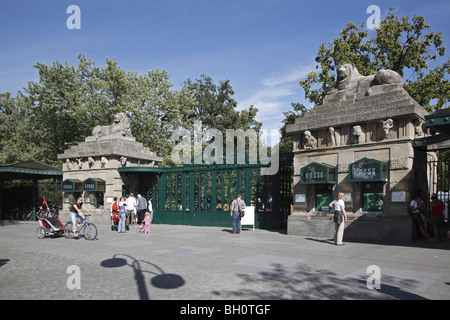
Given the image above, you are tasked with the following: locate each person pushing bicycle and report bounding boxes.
[69,195,93,238]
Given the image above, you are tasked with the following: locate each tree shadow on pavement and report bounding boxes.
[211,263,427,300]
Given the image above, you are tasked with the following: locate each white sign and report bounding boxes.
[391,191,406,202]
[295,194,306,203]
[241,206,255,231]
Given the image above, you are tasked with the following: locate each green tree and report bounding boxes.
[278,102,307,154]
[0,55,262,167]
[298,8,449,112]
[0,55,197,165]
[183,74,261,134]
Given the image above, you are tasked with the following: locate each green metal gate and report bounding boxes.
[119,156,292,230]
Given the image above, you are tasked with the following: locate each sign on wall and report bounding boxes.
[300,162,336,184]
[348,158,386,182]
[61,179,82,192]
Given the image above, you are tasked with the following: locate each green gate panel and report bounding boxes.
[121,155,293,230]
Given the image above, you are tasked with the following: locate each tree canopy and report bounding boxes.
[298,8,449,113]
[0,54,260,166]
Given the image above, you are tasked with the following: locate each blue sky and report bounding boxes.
[1,0,449,142]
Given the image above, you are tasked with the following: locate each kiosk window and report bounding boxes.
[315,185,333,212]
[362,183,384,212]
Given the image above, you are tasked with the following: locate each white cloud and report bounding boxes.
[261,64,315,88]
[238,63,315,136]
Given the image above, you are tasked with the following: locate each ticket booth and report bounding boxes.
[82,178,106,209]
[348,158,387,212]
[61,179,82,207]
[300,162,337,212]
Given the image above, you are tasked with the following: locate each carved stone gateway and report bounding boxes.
[57,113,163,223]
[286,65,434,243]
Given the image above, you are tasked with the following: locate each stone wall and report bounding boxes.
[286,65,434,242]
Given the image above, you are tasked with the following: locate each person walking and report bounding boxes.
[143,212,152,234]
[230,194,246,234]
[329,192,347,246]
[430,193,445,243]
[117,197,127,233]
[136,194,147,225]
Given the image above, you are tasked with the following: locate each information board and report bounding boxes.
[241,206,255,231]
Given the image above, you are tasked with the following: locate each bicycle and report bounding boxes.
[64,216,98,240]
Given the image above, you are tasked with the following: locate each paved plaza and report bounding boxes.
[1,220,449,302]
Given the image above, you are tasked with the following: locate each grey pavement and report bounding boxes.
[0,220,449,301]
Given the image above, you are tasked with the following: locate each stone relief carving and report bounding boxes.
[328,127,340,146]
[379,118,394,139]
[328,127,336,146]
[88,157,95,168]
[90,112,133,140]
[75,158,83,169]
[413,118,424,137]
[101,157,108,168]
[352,125,363,144]
[119,156,127,166]
[302,131,317,149]
[65,159,72,170]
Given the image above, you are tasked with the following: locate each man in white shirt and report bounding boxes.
[126,193,137,224]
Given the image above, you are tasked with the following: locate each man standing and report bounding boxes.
[230,194,246,234]
[126,193,137,224]
[136,194,147,225]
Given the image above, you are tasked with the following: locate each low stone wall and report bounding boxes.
[288,213,413,244]
[59,210,112,226]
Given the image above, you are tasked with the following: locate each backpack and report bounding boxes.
[236,198,245,218]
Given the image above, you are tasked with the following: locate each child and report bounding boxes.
[136,220,145,233]
[143,211,152,234]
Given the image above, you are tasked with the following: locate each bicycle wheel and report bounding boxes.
[36,226,45,239]
[84,223,97,240]
[23,210,33,221]
[64,222,74,239]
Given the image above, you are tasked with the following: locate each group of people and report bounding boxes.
[329,190,447,246]
[410,190,446,243]
[69,189,446,243]
[110,193,153,234]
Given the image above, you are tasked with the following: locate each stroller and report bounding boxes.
[36,216,65,239]
[111,209,130,231]
[111,211,120,231]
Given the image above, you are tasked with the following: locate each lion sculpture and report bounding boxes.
[90,112,133,140]
[327,63,403,100]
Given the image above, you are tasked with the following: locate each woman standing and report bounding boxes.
[330,192,348,246]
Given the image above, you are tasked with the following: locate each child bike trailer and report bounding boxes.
[36,216,65,239]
